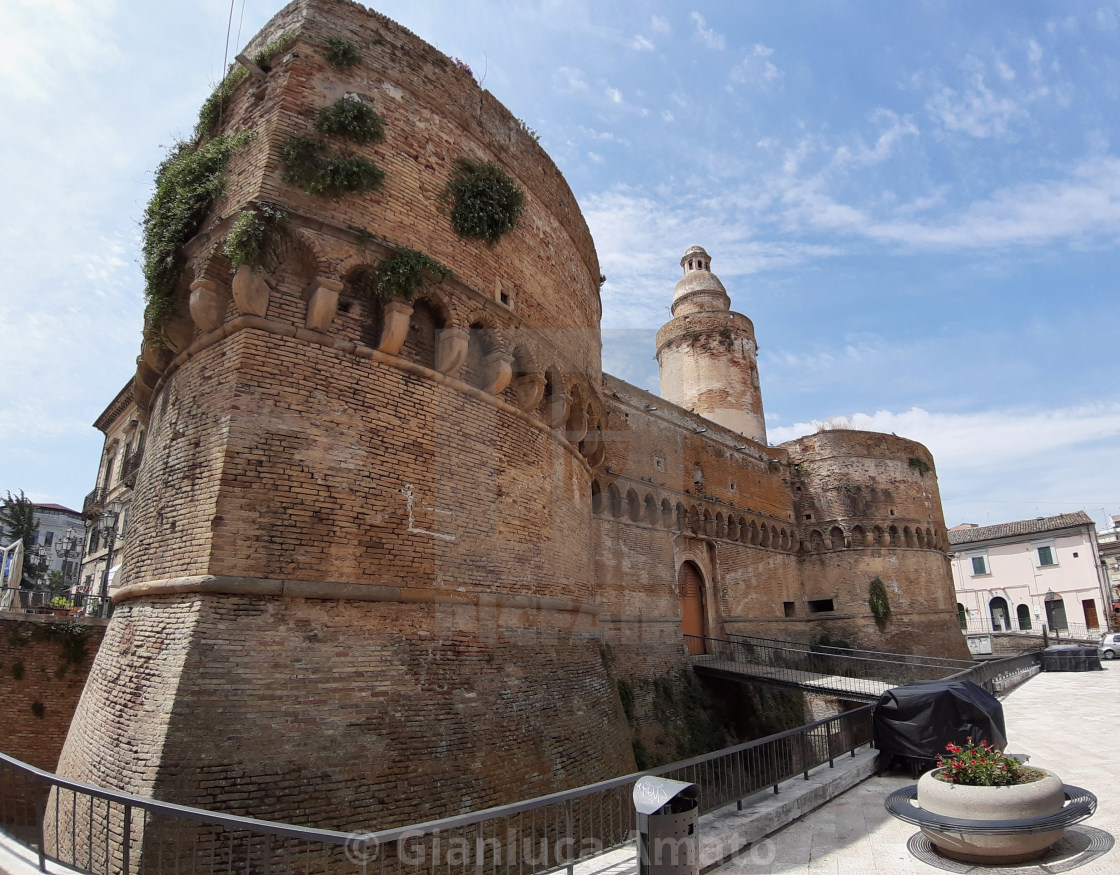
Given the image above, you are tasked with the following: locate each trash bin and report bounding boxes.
[632,776,699,875]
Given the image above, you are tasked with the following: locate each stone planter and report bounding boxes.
[231,265,271,317]
[189,279,228,333]
[377,301,413,355]
[916,768,1066,864]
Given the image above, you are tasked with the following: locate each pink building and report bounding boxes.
[948,511,1111,637]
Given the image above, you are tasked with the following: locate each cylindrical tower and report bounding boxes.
[655,246,766,444]
[784,429,970,659]
[54,0,629,843]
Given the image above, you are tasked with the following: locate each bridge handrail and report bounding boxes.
[725,632,974,668]
[0,703,875,874]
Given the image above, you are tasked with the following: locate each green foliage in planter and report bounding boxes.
[323,36,360,67]
[315,98,385,144]
[442,158,524,245]
[252,33,297,71]
[358,248,450,303]
[869,576,891,632]
[223,202,287,271]
[908,456,932,477]
[280,136,385,197]
[196,67,249,140]
[142,131,256,341]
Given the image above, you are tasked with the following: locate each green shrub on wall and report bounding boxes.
[141,131,256,342]
[357,248,450,303]
[442,158,524,245]
[315,98,385,144]
[223,203,287,271]
[869,577,892,632]
[280,136,385,197]
[323,36,361,67]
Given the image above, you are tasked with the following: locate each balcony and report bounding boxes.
[82,488,107,520]
[120,448,144,487]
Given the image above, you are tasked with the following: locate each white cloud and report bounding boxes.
[830,110,918,168]
[605,86,623,104]
[629,35,654,51]
[926,72,1027,138]
[554,65,588,92]
[729,43,781,89]
[651,15,670,34]
[690,12,725,50]
[1027,39,1043,64]
[661,109,675,122]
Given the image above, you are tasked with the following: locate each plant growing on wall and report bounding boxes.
[223,202,287,271]
[358,248,450,302]
[252,33,297,72]
[441,158,524,245]
[280,136,385,197]
[315,98,385,144]
[196,66,249,140]
[908,456,932,477]
[142,131,256,342]
[869,577,891,632]
[323,36,361,67]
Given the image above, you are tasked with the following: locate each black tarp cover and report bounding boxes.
[1042,645,1102,671]
[872,679,1007,764]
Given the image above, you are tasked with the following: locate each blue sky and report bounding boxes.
[2,0,1119,530]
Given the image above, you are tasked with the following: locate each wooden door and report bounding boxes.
[678,562,707,654]
[1083,599,1100,630]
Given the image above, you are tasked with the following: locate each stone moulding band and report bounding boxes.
[114,574,602,618]
[149,315,592,475]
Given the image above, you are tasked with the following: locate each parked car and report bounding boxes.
[1099,632,1120,660]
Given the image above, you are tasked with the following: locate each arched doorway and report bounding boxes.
[1016,604,1032,631]
[989,596,1010,632]
[957,603,967,631]
[678,561,707,655]
[1044,594,1067,631]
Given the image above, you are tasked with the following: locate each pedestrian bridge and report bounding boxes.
[686,634,975,702]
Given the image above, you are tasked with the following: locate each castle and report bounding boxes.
[58,0,968,834]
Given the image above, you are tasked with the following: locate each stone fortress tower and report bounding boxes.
[57,0,969,842]
[656,247,766,444]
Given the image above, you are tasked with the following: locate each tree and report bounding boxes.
[0,490,40,587]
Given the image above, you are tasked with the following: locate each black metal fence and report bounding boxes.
[0,706,874,875]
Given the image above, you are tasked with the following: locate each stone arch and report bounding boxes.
[739,517,748,544]
[1016,603,1032,630]
[850,524,867,547]
[644,493,659,524]
[989,595,1010,632]
[759,523,771,548]
[661,498,673,527]
[748,520,759,545]
[925,527,935,549]
[463,318,503,390]
[702,508,714,537]
[507,342,544,411]
[540,366,567,426]
[687,505,702,535]
[916,527,926,548]
[590,479,603,515]
[289,227,333,280]
[888,525,900,546]
[626,488,641,523]
[903,526,914,547]
[715,512,725,539]
[873,525,885,547]
[675,502,686,531]
[726,515,739,541]
[828,525,846,550]
[780,528,790,551]
[678,560,709,655]
[809,530,826,552]
[607,483,622,518]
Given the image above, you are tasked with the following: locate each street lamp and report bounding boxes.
[96,509,119,618]
[54,528,82,590]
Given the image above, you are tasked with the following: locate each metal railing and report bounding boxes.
[0,706,874,875]
[120,449,143,486]
[943,650,1043,696]
[0,591,110,618]
[688,635,961,699]
[725,632,974,670]
[960,617,1102,641]
[81,489,106,520]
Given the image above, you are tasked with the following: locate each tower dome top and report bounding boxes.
[672,245,729,316]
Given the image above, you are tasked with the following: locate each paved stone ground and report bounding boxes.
[718,662,1119,875]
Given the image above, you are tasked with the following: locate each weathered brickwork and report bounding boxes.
[0,616,106,770]
[57,0,968,844]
